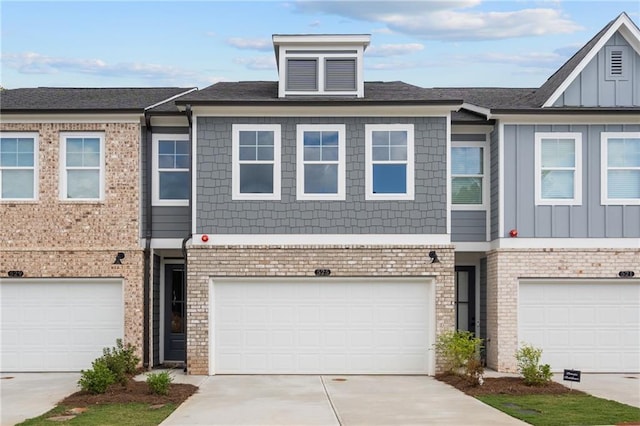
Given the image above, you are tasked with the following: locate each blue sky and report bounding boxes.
[1,1,638,89]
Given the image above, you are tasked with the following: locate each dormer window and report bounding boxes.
[273,34,370,98]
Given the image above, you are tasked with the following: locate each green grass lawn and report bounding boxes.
[18,403,177,426]
[478,393,640,426]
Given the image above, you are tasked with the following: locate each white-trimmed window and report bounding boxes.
[365,124,414,200]
[534,132,582,205]
[232,124,281,200]
[601,132,640,205]
[452,141,486,208]
[153,135,190,206]
[296,124,345,200]
[60,132,104,201]
[0,132,38,201]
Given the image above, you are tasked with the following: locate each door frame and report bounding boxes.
[159,258,184,364]
[454,260,480,337]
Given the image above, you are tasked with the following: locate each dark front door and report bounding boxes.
[164,264,185,361]
[455,266,476,334]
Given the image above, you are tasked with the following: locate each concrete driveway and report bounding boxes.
[161,375,524,425]
[0,372,80,426]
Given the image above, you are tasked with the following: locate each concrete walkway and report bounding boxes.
[161,375,524,425]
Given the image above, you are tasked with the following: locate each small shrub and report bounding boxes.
[435,330,484,385]
[78,359,115,394]
[146,371,173,396]
[101,339,140,385]
[515,343,553,386]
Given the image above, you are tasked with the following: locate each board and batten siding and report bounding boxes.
[196,116,448,235]
[553,31,640,107]
[141,127,191,239]
[490,127,500,240]
[503,123,640,238]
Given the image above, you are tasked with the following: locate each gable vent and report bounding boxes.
[325,59,357,91]
[606,46,628,80]
[286,59,318,91]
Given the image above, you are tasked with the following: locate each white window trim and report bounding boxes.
[534,132,582,206]
[365,124,414,201]
[296,124,346,201]
[59,132,105,202]
[601,131,640,205]
[0,132,39,202]
[231,124,281,201]
[152,134,190,206]
[451,141,488,210]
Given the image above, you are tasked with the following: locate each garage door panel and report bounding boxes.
[213,279,433,374]
[0,279,124,372]
[519,281,639,373]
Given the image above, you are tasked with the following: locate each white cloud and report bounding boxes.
[226,37,272,51]
[233,56,276,70]
[293,1,582,40]
[366,43,424,57]
[468,45,579,67]
[366,61,420,70]
[309,20,321,27]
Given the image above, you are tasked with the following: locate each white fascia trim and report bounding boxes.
[534,132,583,206]
[498,121,505,239]
[273,34,372,45]
[600,131,640,205]
[152,134,190,206]
[59,131,105,202]
[543,14,640,107]
[192,234,451,246]
[1,114,140,123]
[364,123,414,201]
[142,238,186,249]
[491,237,640,249]
[0,131,39,201]
[189,106,458,117]
[461,102,492,119]
[494,114,640,124]
[231,124,282,201]
[144,88,197,111]
[191,115,198,235]
[454,242,491,252]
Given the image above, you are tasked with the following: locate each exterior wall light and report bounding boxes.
[429,251,440,263]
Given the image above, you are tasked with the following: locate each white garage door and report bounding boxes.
[212,278,434,375]
[0,279,124,372]
[519,280,640,373]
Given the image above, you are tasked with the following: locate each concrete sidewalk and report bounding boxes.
[161,375,524,425]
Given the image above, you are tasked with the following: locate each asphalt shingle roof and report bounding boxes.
[0,87,195,113]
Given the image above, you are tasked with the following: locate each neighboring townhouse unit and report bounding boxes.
[0,87,195,371]
[1,12,638,375]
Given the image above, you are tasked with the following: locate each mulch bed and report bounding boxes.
[436,373,584,396]
[60,378,198,406]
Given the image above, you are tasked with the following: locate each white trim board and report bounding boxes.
[191,234,451,246]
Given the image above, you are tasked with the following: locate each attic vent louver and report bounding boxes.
[605,46,628,80]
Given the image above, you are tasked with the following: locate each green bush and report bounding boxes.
[146,371,173,396]
[78,359,116,394]
[435,330,484,385]
[515,343,553,386]
[101,339,141,385]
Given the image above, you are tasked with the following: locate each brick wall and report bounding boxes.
[186,244,455,375]
[0,122,144,356]
[486,248,640,372]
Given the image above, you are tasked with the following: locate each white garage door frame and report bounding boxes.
[0,278,124,372]
[518,278,640,373]
[209,277,436,375]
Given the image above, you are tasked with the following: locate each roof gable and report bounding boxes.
[538,12,640,108]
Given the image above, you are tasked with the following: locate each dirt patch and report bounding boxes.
[436,373,584,396]
[60,378,198,406]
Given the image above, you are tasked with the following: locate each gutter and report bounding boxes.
[182,104,193,372]
[142,113,153,369]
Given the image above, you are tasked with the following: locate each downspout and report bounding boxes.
[142,113,153,369]
[183,104,193,372]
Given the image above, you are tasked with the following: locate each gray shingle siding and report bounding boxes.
[196,116,447,235]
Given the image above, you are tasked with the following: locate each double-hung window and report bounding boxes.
[534,133,582,205]
[0,132,38,200]
[365,124,414,200]
[601,132,640,205]
[451,142,485,207]
[60,132,104,201]
[297,124,345,200]
[153,135,190,205]
[232,125,281,200]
